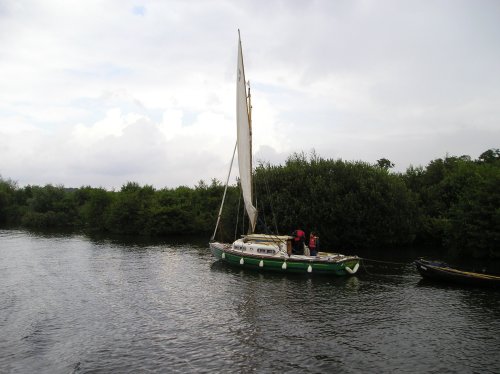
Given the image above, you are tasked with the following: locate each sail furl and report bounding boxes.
[236,34,257,233]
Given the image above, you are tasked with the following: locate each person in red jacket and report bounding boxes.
[309,232,319,256]
[292,228,306,255]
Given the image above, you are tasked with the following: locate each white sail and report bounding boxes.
[236,34,257,233]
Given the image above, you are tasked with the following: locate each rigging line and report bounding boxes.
[255,198,270,234]
[263,168,279,235]
[234,186,242,241]
[257,216,272,236]
[211,141,237,241]
[261,199,270,233]
[241,186,246,237]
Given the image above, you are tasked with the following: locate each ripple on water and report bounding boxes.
[1,230,500,373]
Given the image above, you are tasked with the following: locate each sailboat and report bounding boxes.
[209,31,360,276]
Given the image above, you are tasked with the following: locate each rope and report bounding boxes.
[359,258,413,278]
[360,259,376,276]
[359,257,410,266]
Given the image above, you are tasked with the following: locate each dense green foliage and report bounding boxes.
[0,179,233,238]
[0,148,499,258]
[253,153,417,251]
[402,149,500,257]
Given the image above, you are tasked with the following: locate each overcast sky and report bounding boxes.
[1,0,499,189]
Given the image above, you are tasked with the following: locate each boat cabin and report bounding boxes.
[232,234,293,257]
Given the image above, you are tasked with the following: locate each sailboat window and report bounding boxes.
[257,248,275,254]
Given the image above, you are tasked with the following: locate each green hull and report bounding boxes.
[210,243,359,276]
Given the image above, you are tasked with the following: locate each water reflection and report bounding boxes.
[1,230,500,373]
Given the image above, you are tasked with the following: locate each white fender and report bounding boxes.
[307,265,312,273]
[221,252,225,259]
[282,262,287,270]
[240,258,244,265]
[259,260,264,268]
[345,262,360,274]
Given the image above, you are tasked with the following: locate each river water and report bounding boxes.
[1,230,499,373]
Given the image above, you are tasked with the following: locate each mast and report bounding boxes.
[248,80,252,172]
[247,79,253,230]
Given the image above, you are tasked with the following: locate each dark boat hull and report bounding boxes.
[415,258,500,288]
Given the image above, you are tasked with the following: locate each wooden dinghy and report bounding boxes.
[415,258,500,288]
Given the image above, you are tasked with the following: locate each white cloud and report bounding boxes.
[0,0,499,187]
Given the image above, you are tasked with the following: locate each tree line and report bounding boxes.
[0,148,498,258]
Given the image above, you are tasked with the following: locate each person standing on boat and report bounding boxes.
[309,232,319,256]
[292,228,306,255]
